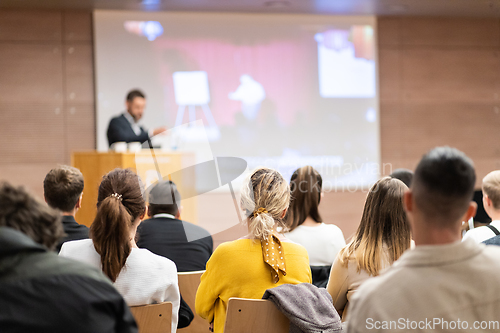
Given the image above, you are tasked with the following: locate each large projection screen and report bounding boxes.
[94,11,379,190]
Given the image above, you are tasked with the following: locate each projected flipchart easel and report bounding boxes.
[172,71,218,131]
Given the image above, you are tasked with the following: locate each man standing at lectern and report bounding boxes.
[107,89,167,147]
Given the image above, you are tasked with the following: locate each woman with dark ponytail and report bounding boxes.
[60,169,180,332]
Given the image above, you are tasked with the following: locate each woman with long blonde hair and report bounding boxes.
[195,167,311,333]
[326,177,411,320]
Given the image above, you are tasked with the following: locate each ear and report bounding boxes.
[141,206,148,220]
[146,205,153,218]
[483,194,491,208]
[44,195,48,204]
[403,190,413,214]
[175,205,182,219]
[75,194,83,210]
[281,208,288,219]
[463,201,478,223]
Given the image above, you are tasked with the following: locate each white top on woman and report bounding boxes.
[60,238,180,332]
[286,222,346,266]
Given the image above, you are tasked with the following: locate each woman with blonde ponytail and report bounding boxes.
[196,168,311,333]
[60,169,180,332]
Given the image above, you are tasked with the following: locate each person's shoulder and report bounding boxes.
[320,223,344,235]
[60,238,93,251]
[483,235,500,246]
[282,240,309,256]
[132,247,177,269]
[181,220,212,239]
[464,225,491,241]
[108,114,127,125]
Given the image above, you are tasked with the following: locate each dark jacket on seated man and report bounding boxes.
[137,180,213,272]
[137,215,213,272]
[56,215,89,252]
[0,227,137,333]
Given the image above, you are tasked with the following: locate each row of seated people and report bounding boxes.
[3,146,500,332]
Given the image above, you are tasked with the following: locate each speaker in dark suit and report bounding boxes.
[107,113,149,147]
[106,89,166,147]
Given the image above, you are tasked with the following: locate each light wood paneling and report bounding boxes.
[0,10,94,200]
[0,103,65,163]
[63,11,92,42]
[0,44,63,103]
[0,10,62,41]
[401,49,500,102]
[399,18,500,47]
[379,16,500,189]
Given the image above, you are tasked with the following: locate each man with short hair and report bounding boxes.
[43,165,89,252]
[463,170,500,243]
[107,89,167,147]
[347,147,500,333]
[137,180,213,272]
[0,182,137,332]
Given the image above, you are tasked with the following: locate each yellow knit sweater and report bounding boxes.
[195,238,312,333]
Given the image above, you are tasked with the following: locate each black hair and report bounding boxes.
[126,89,145,102]
[413,146,476,223]
[389,168,413,188]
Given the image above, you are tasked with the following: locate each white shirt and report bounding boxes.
[347,239,500,333]
[285,223,346,266]
[123,112,154,138]
[60,239,180,332]
[462,220,500,243]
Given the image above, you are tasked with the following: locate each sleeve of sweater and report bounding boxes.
[195,244,226,323]
[326,255,349,315]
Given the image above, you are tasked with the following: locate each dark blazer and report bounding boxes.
[107,114,149,147]
[137,217,213,272]
[56,215,89,253]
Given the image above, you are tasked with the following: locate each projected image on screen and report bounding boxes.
[94,12,379,189]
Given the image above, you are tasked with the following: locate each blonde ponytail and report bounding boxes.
[240,168,290,240]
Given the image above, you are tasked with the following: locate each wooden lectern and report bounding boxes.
[72,151,197,227]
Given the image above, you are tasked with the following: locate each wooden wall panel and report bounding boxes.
[0,10,61,41]
[401,49,500,102]
[0,44,63,103]
[63,11,93,42]
[64,43,94,103]
[399,18,500,47]
[0,10,95,199]
[379,16,500,189]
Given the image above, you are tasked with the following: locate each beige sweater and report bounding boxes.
[347,238,500,333]
[326,250,390,321]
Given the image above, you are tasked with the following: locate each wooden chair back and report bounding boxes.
[224,298,289,333]
[178,270,210,332]
[130,302,173,333]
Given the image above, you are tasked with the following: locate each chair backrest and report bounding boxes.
[130,302,173,333]
[224,298,289,333]
[177,270,210,332]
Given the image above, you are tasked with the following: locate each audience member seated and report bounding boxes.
[389,168,413,187]
[195,167,312,333]
[463,170,500,243]
[284,166,346,288]
[0,182,137,332]
[43,165,89,252]
[60,168,180,332]
[326,177,411,321]
[347,147,500,332]
[137,180,213,272]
